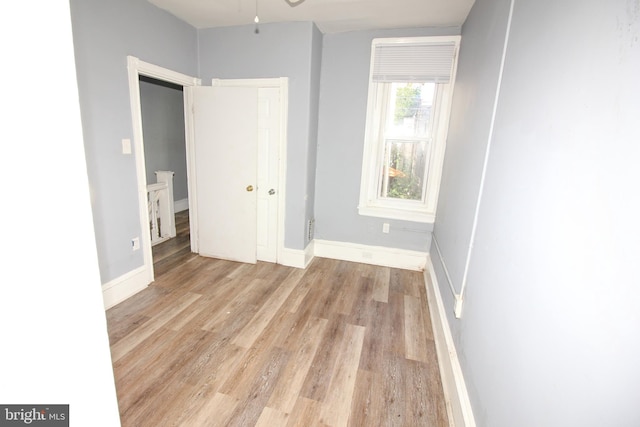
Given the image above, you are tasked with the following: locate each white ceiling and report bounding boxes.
[147,0,475,34]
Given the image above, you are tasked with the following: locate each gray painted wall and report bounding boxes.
[433,0,511,289]
[198,22,322,250]
[139,79,189,203]
[433,0,640,425]
[70,0,198,282]
[314,26,460,251]
[305,24,324,243]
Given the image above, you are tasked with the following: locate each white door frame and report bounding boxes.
[127,56,201,284]
[128,63,288,283]
[210,77,289,265]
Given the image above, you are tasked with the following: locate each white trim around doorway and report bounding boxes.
[126,56,201,292]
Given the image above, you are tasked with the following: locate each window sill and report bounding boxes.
[358,205,435,223]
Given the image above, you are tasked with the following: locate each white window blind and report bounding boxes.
[372,42,458,84]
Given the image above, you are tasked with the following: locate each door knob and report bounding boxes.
[246,185,254,192]
[268,189,276,195]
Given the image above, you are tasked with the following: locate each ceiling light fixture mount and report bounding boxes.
[284,0,306,7]
[254,0,260,34]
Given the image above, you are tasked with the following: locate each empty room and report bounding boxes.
[2,0,639,426]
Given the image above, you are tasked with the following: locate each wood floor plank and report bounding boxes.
[111,326,180,398]
[177,392,239,427]
[404,293,430,363]
[106,286,170,345]
[204,298,261,340]
[173,258,238,295]
[138,340,247,426]
[371,266,391,303]
[333,263,366,315]
[357,300,389,373]
[298,315,349,402]
[306,260,347,319]
[404,357,449,427]
[232,267,306,348]
[107,227,448,427]
[349,369,384,427]
[267,316,328,413]
[166,294,214,332]
[199,277,268,332]
[180,340,247,389]
[390,267,420,295]
[387,291,406,355]
[418,274,436,342]
[219,343,288,402]
[222,346,291,427]
[116,328,217,422]
[184,260,248,295]
[255,406,291,427]
[380,352,407,427]
[110,291,201,362]
[282,263,323,314]
[176,277,251,332]
[162,343,249,426]
[319,323,366,427]
[348,275,375,327]
[288,397,327,427]
[276,300,321,352]
[403,268,424,299]
[273,260,340,352]
[152,247,198,277]
[106,312,151,347]
[148,254,209,295]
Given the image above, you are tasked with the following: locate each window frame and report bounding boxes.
[358,35,461,223]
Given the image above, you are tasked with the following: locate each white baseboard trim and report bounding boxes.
[313,239,427,271]
[424,254,476,427]
[278,242,314,269]
[174,198,189,212]
[304,240,315,267]
[101,266,151,310]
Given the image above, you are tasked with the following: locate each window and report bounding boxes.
[358,36,460,223]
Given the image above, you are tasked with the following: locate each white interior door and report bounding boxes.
[190,86,258,264]
[256,87,280,262]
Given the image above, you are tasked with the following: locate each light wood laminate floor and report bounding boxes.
[107,212,447,426]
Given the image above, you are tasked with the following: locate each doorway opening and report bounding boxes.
[127,57,289,287]
[138,75,193,275]
[127,56,201,284]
